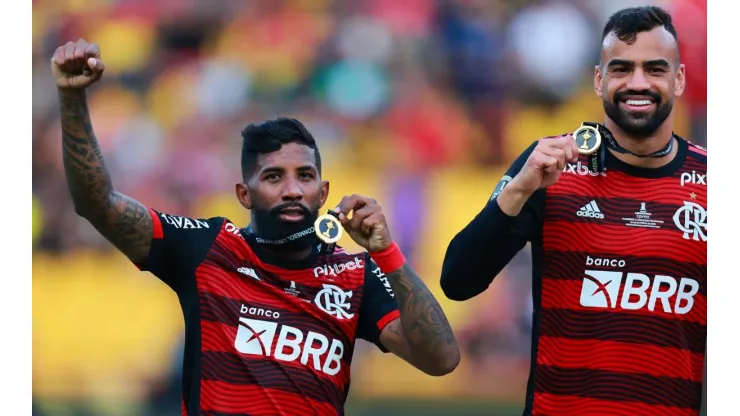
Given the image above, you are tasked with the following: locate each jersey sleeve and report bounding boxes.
[440,140,546,301]
[134,208,224,293]
[356,254,400,353]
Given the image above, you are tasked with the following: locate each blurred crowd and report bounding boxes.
[32,0,706,414]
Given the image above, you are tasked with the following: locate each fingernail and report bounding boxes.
[333,207,340,213]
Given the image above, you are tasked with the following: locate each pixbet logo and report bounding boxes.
[314,257,364,278]
[564,162,607,177]
[579,270,699,314]
[234,315,344,376]
[680,171,707,187]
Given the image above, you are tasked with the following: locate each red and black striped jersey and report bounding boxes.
[134,211,400,416]
[441,136,707,416]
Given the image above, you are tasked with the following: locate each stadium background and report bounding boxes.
[32,0,706,415]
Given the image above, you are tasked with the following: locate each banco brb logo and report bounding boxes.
[234,317,344,376]
[673,201,707,242]
[314,284,355,320]
[580,270,700,314]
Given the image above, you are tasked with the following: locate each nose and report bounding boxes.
[280,176,303,201]
[626,68,651,91]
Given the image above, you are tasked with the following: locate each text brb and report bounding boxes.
[234,313,344,376]
[580,270,700,315]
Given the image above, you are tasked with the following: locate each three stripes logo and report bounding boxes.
[577,200,605,219]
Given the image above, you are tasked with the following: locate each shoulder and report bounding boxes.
[155,211,226,230]
[681,136,707,164]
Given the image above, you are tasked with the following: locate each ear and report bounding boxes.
[674,63,686,97]
[235,182,252,210]
[319,180,330,209]
[594,64,604,97]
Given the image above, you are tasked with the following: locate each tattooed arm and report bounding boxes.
[59,90,152,262]
[379,263,460,376]
[53,40,152,263]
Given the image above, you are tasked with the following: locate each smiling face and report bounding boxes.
[595,26,685,139]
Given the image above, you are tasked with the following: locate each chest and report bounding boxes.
[539,166,707,320]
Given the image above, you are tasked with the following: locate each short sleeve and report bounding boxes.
[135,208,224,293]
[356,254,400,352]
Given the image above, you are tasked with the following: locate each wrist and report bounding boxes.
[496,178,534,217]
[369,242,406,273]
[57,88,87,99]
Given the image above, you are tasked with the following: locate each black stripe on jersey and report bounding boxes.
[535,365,701,410]
[201,351,346,408]
[539,308,706,354]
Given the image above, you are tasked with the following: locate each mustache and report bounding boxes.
[269,202,311,217]
[614,90,661,104]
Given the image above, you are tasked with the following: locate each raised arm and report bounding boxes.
[53,39,152,263]
[335,195,460,376]
[440,136,579,301]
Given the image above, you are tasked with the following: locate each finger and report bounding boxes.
[562,135,574,162]
[51,46,65,67]
[348,205,379,231]
[73,39,88,71]
[333,194,373,221]
[62,41,76,72]
[360,212,385,235]
[87,57,105,79]
[540,146,566,171]
[84,42,101,59]
[534,153,560,173]
[567,134,580,162]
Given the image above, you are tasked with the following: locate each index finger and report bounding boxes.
[84,43,101,59]
[333,194,374,220]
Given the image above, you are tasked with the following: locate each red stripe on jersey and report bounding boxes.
[200,380,338,416]
[540,278,706,324]
[543,222,705,265]
[181,397,187,416]
[149,208,163,239]
[377,309,400,330]
[532,392,699,416]
[688,145,707,156]
[537,336,704,382]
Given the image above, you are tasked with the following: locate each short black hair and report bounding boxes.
[602,6,679,47]
[240,117,322,180]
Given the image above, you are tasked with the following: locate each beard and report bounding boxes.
[603,90,673,140]
[250,200,319,252]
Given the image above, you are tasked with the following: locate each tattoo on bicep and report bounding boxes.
[387,264,456,347]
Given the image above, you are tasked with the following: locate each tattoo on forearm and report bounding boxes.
[59,90,152,261]
[386,263,457,351]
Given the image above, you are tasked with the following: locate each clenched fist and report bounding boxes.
[50,39,105,90]
[511,135,580,194]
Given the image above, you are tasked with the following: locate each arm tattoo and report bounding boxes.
[59,90,152,262]
[385,263,458,369]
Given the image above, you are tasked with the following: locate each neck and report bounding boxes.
[247,222,316,261]
[603,115,678,168]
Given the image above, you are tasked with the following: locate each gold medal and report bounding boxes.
[573,124,602,155]
[314,212,343,244]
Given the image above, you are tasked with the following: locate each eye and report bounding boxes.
[648,67,668,74]
[265,173,281,182]
[299,172,315,180]
[612,67,629,73]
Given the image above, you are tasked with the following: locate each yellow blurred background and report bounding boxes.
[32,0,706,414]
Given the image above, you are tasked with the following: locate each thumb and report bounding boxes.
[87,57,105,73]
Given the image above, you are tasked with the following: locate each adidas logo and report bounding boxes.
[577,200,605,219]
[237,267,260,280]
